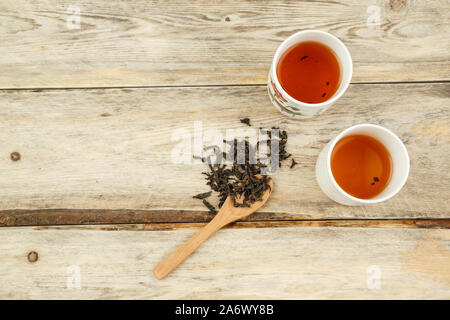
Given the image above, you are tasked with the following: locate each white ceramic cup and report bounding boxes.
[268,30,352,119]
[316,124,410,205]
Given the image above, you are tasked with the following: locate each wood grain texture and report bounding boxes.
[0,0,448,88]
[0,224,449,299]
[0,83,448,225]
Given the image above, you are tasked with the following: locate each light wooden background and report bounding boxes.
[0,0,449,299]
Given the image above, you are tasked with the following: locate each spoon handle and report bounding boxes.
[153,213,230,280]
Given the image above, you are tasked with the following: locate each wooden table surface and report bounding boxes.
[0,0,449,299]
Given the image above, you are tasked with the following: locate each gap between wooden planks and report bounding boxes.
[28,218,450,231]
[1,209,450,229]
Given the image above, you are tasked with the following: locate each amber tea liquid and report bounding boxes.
[276,41,340,103]
[331,134,392,199]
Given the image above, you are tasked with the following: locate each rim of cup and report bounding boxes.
[271,30,353,109]
[326,124,410,204]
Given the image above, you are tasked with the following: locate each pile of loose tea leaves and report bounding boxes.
[193,120,297,214]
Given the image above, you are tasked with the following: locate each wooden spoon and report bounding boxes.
[153,178,273,280]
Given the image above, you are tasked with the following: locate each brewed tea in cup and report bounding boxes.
[330,134,391,199]
[316,124,409,205]
[277,41,340,104]
[268,30,352,119]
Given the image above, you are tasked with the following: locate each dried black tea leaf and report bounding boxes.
[240,118,251,126]
[202,199,217,214]
[193,124,295,215]
[290,158,298,168]
[193,191,212,199]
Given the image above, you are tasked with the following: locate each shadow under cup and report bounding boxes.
[316,124,410,206]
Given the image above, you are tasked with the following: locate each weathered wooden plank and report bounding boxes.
[0,83,448,225]
[0,225,448,299]
[0,0,448,88]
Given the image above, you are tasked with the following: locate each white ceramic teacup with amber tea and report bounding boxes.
[268,30,352,119]
[316,124,410,206]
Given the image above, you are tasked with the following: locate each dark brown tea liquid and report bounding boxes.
[331,135,392,199]
[276,41,340,103]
